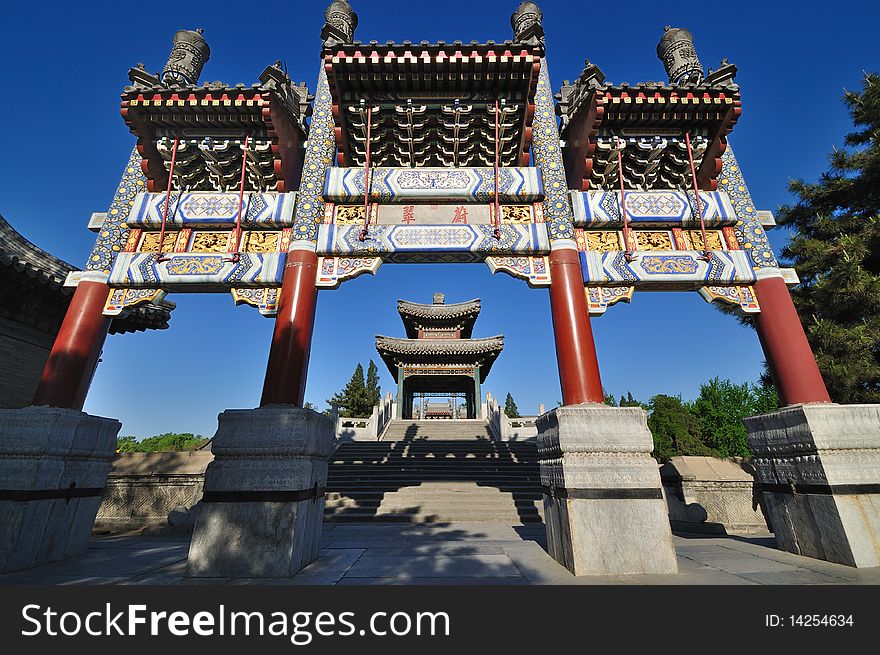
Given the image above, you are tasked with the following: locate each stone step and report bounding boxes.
[324,511,544,523]
[326,435,542,523]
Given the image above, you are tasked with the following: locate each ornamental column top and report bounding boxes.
[161,28,210,86]
[656,25,704,85]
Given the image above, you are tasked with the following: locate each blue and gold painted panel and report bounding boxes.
[109,252,286,289]
[126,191,296,228]
[316,223,550,258]
[323,167,544,203]
[571,190,737,227]
[579,249,755,286]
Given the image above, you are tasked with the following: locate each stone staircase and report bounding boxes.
[324,420,544,523]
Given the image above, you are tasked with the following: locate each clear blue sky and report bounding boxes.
[1,0,876,437]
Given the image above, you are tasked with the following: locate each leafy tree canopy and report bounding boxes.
[116,433,208,453]
[647,395,716,462]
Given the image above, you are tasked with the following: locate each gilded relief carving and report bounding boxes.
[501,205,533,224]
[139,231,179,252]
[242,231,280,253]
[687,230,724,250]
[585,231,622,252]
[191,232,231,252]
[634,231,674,250]
[335,205,366,224]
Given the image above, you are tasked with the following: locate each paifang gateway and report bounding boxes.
[3,2,879,580]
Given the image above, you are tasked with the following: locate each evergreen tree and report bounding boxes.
[776,72,880,403]
[327,363,372,417]
[646,395,716,462]
[504,393,521,418]
[364,359,382,409]
[603,391,618,406]
[618,391,644,408]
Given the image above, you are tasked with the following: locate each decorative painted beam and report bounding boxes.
[570,190,737,227]
[230,287,281,316]
[584,284,759,316]
[108,252,286,289]
[103,288,167,317]
[316,223,550,259]
[585,286,633,315]
[315,256,383,289]
[328,202,539,226]
[579,249,755,286]
[323,167,543,203]
[126,191,296,228]
[485,255,551,287]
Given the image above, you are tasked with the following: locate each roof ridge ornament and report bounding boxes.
[656,25,703,85]
[161,28,210,87]
[322,0,358,49]
[511,2,544,50]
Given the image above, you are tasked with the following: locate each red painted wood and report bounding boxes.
[260,249,319,406]
[548,248,604,405]
[752,275,831,406]
[32,280,112,410]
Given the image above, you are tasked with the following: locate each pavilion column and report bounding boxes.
[32,278,113,411]
[751,274,831,406]
[396,368,404,419]
[548,247,605,405]
[473,367,482,419]
[260,249,319,407]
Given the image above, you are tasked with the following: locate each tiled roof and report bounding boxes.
[0,214,173,334]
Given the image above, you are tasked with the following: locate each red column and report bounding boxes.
[752,275,831,406]
[548,248,605,405]
[260,249,319,406]
[32,280,112,410]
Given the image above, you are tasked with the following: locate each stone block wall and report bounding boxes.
[0,316,53,409]
[94,451,213,533]
[661,456,769,534]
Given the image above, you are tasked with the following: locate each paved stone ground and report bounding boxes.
[2,523,880,585]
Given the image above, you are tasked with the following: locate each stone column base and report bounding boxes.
[0,407,120,573]
[745,403,880,568]
[537,405,678,575]
[186,406,335,577]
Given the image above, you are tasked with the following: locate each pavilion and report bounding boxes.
[375,293,503,419]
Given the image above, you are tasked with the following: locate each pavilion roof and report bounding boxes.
[397,298,481,338]
[375,335,504,382]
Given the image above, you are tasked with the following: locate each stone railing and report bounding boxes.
[486,393,539,441]
[660,456,769,535]
[334,392,395,442]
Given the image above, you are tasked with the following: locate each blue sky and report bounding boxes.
[1,0,876,437]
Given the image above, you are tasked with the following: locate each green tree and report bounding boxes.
[116,435,139,453]
[691,378,760,457]
[365,359,382,408]
[646,395,716,462]
[504,393,521,418]
[618,391,644,408]
[776,72,880,403]
[327,363,372,417]
[115,433,208,452]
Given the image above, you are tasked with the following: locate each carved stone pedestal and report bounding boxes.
[0,407,121,573]
[537,405,678,575]
[186,406,335,577]
[745,404,880,568]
